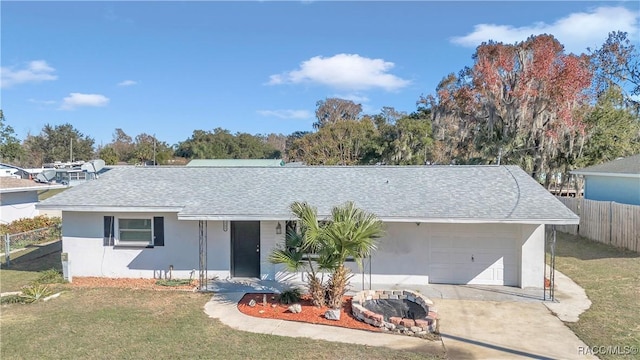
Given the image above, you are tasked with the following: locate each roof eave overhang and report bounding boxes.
[35,205,184,213]
[1,185,67,194]
[570,171,640,178]
[177,214,580,225]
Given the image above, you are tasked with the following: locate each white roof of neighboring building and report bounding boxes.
[571,154,640,178]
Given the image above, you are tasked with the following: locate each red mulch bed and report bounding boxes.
[69,277,197,291]
[237,293,381,332]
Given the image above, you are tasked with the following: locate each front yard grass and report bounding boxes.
[554,232,640,359]
[1,246,439,360]
[1,241,62,293]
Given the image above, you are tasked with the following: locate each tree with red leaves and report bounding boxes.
[422,34,593,183]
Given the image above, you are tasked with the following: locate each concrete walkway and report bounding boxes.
[203,270,595,359]
[204,291,445,355]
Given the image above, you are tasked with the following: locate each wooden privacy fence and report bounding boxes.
[556,197,640,253]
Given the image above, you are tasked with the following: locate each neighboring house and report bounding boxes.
[37,165,579,289]
[0,163,33,179]
[186,159,285,167]
[0,178,65,224]
[571,154,640,206]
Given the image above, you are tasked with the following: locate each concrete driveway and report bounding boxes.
[205,273,596,359]
[436,299,596,359]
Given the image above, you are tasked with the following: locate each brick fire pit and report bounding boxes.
[351,289,438,337]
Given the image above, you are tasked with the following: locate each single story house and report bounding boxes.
[1,178,65,224]
[571,154,640,206]
[37,165,579,289]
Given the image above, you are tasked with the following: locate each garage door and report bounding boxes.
[429,229,519,286]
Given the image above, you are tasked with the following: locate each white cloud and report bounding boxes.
[256,109,312,119]
[1,60,57,88]
[333,93,370,103]
[267,53,410,91]
[451,6,639,54]
[117,79,137,87]
[60,93,110,110]
[28,98,57,105]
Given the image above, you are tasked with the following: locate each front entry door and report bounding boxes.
[231,221,260,278]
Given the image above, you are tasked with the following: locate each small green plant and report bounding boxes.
[0,294,24,305]
[35,268,65,285]
[278,287,302,304]
[20,284,53,303]
[155,279,193,287]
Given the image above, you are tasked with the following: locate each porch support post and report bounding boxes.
[198,220,208,290]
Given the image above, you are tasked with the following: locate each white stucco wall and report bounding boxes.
[266,222,544,289]
[0,191,39,224]
[62,211,231,280]
[520,224,546,288]
[62,214,545,288]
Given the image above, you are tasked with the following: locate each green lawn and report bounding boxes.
[38,188,68,201]
[1,247,440,360]
[554,232,640,360]
[1,242,62,293]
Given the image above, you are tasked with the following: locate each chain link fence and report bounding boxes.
[2,225,62,267]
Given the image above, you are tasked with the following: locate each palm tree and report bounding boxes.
[323,202,384,309]
[269,201,384,310]
[268,202,328,306]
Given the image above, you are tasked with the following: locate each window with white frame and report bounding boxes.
[103,216,164,248]
[117,218,153,246]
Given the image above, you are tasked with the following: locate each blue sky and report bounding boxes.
[2,1,638,147]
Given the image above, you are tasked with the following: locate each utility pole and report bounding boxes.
[497,147,502,166]
[153,134,156,166]
[70,138,73,162]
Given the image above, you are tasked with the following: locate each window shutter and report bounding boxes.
[103,216,114,246]
[153,217,164,246]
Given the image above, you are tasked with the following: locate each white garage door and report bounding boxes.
[429,227,520,286]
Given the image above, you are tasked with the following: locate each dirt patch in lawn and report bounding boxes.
[237,293,382,332]
[69,277,197,291]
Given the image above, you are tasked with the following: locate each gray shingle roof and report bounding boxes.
[571,154,640,176]
[37,165,579,224]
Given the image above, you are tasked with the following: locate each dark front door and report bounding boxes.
[231,221,260,278]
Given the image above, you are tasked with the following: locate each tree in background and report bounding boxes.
[589,31,639,112]
[288,118,378,165]
[132,133,174,165]
[422,34,593,181]
[580,87,640,166]
[313,98,363,129]
[376,109,433,165]
[175,128,280,160]
[22,123,95,166]
[0,110,24,163]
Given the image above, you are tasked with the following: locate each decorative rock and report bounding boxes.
[271,303,277,308]
[259,310,265,314]
[400,318,415,327]
[389,316,403,326]
[325,308,341,321]
[351,289,438,337]
[248,299,256,307]
[287,303,302,313]
[414,319,429,329]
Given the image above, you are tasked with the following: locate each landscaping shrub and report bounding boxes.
[155,279,193,287]
[35,268,65,285]
[20,284,53,303]
[279,287,302,304]
[0,215,61,236]
[0,294,24,305]
[0,216,62,253]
